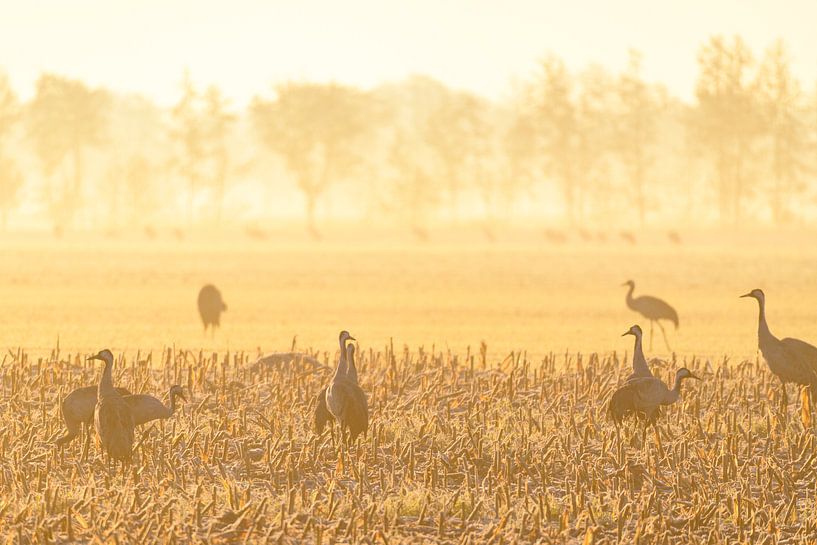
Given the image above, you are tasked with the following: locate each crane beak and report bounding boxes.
[86,354,99,362]
[621,330,631,337]
[349,336,356,342]
[739,292,753,298]
[689,373,701,380]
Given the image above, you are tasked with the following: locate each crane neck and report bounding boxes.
[334,341,348,380]
[756,297,775,345]
[632,333,649,376]
[347,347,358,382]
[625,284,635,307]
[168,389,179,415]
[98,357,116,398]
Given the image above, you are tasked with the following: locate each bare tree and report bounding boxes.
[530,55,579,223]
[27,74,108,229]
[756,40,808,224]
[203,86,235,225]
[0,74,22,230]
[251,82,371,238]
[616,50,657,226]
[170,72,206,227]
[694,35,759,224]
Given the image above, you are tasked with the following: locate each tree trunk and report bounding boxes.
[305,192,320,240]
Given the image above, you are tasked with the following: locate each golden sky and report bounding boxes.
[2,0,816,106]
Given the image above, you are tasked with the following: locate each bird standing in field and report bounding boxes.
[325,338,368,470]
[125,385,186,426]
[90,349,135,473]
[608,367,700,444]
[314,330,355,437]
[56,384,131,453]
[197,284,227,336]
[741,289,817,409]
[622,324,653,381]
[622,280,679,351]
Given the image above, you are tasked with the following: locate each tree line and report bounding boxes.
[0,35,816,238]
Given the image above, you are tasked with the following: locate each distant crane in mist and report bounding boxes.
[198,284,227,335]
[622,324,653,381]
[622,280,679,351]
[620,231,637,245]
[741,289,817,409]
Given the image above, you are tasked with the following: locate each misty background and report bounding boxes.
[0,34,816,239]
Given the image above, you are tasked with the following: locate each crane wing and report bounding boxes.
[780,337,817,384]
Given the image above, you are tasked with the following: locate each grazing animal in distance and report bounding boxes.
[741,289,817,408]
[608,367,700,443]
[622,280,679,351]
[125,385,186,426]
[622,324,653,381]
[90,349,135,471]
[198,284,227,335]
[315,330,354,436]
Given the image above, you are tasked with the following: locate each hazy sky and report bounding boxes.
[2,0,816,106]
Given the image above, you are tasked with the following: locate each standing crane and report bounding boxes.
[622,324,653,381]
[608,367,700,444]
[125,385,186,426]
[197,284,227,336]
[622,280,679,351]
[741,289,817,409]
[314,330,355,436]
[56,384,131,452]
[89,349,135,473]
[325,340,368,470]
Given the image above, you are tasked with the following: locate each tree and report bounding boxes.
[0,74,22,230]
[575,65,616,220]
[756,40,808,224]
[422,87,486,219]
[616,50,657,226]
[530,55,580,223]
[251,82,371,238]
[694,35,759,223]
[170,72,206,227]
[202,86,235,225]
[27,74,108,229]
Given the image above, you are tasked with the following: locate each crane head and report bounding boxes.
[87,349,113,364]
[676,367,700,381]
[339,330,356,344]
[170,385,187,402]
[740,289,764,303]
[621,280,635,288]
[622,324,642,337]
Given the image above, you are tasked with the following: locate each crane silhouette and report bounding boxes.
[314,330,355,438]
[608,367,699,445]
[622,324,653,381]
[622,280,679,351]
[741,289,817,410]
[89,349,135,474]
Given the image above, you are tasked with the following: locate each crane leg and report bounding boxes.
[649,321,655,351]
[781,381,788,411]
[657,321,672,352]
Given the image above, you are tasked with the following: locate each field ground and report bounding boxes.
[2,227,817,542]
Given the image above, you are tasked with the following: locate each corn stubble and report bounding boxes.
[1,345,816,544]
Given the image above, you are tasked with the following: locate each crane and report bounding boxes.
[622,280,679,351]
[89,349,135,474]
[741,288,817,409]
